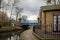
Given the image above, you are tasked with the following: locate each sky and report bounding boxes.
[2,0,47,20]
[18,0,46,20]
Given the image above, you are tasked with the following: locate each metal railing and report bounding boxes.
[33,24,60,39]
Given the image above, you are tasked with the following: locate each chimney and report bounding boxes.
[47,0,52,5]
[47,0,51,3]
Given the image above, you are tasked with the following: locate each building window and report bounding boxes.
[53,14,60,32]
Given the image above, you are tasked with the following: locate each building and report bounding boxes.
[39,5,60,38]
[0,0,1,8]
[0,0,1,4]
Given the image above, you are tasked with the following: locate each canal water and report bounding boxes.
[0,30,23,40]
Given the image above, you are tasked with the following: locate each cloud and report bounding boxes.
[27,15,38,20]
[4,0,46,20]
[17,0,46,20]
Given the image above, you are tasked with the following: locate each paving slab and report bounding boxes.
[20,26,39,40]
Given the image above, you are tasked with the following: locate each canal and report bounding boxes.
[0,26,39,40]
[0,30,23,40]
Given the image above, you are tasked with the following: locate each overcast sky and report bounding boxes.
[3,0,46,20]
[18,0,46,20]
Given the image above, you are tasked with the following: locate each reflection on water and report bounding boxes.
[0,31,22,40]
[7,35,20,40]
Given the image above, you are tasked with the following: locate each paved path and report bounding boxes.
[20,26,39,40]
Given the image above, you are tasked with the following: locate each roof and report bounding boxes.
[21,20,38,25]
[41,5,60,11]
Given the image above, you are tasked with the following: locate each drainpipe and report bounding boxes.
[45,12,46,34]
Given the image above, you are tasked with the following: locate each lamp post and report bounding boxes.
[37,17,40,29]
[19,18,21,27]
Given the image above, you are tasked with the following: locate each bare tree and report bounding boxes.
[1,0,23,26]
[10,0,17,20]
[9,0,23,27]
[57,0,60,5]
[0,0,11,27]
[15,7,23,22]
[1,0,10,13]
[52,0,60,5]
[9,0,19,26]
[46,0,60,5]
[15,7,23,26]
[53,0,56,5]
